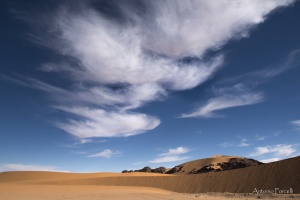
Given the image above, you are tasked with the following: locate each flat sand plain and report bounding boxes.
[1,184,299,200]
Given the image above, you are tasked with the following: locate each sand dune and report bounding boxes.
[177,155,238,173]
[85,156,298,193]
[171,155,262,174]
[1,156,299,194]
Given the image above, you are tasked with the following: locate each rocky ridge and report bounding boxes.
[122,155,264,174]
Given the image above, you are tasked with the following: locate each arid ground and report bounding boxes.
[1,156,299,200]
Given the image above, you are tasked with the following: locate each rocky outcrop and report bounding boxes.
[137,166,152,173]
[165,165,183,174]
[151,167,168,174]
[122,166,168,174]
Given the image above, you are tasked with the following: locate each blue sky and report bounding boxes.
[1,0,300,172]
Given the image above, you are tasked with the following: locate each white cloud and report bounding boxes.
[220,142,235,148]
[158,147,189,157]
[150,156,189,164]
[87,83,167,111]
[250,49,300,78]
[88,149,121,158]
[56,107,160,138]
[255,132,280,141]
[250,144,296,157]
[256,135,267,141]
[220,137,250,148]
[191,48,300,120]
[150,146,190,163]
[71,139,107,147]
[75,139,93,145]
[291,120,300,126]
[43,0,295,87]
[0,164,65,172]
[49,7,224,90]
[291,120,300,132]
[238,138,250,147]
[180,91,264,118]
[143,0,295,57]
[260,158,280,163]
[0,76,166,112]
[7,0,295,138]
[215,49,300,90]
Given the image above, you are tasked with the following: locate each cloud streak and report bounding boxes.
[250,49,300,79]
[250,144,296,157]
[220,136,250,148]
[150,147,190,163]
[0,164,66,172]
[56,107,160,138]
[88,149,121,158]
[217,49,300,88]
[238,138,250,147]
[255,132,279,141]
[189,48,300,120]
[150,156,189,164]
[181,86,264,118]
[291,120,300,127]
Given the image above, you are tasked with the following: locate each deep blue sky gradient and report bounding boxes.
[1,0,300,172]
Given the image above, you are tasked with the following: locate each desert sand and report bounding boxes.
[0,156,299,200]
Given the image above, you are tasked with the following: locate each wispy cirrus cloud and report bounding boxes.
[150,156,189,164]
[0,164,66,172]
[220,136,250,148]
[238,138,250,147]
[290,120,300,133]
[5,0,295,139]
[150,147,190,163]
[185,48,300,120]
[246,49,300,79]
[180,92,263,118]
[291,120,300,127]
[158,146,189,157]
[255,132,280,141]
[56,106,160,138]
[181,83,264,118]
[70,139,107,147]
[220,142,235,148]
[215,49,300,93]
[88,149,121,158]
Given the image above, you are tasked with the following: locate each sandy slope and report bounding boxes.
[0,156,299,200]
[175,155,243,174]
